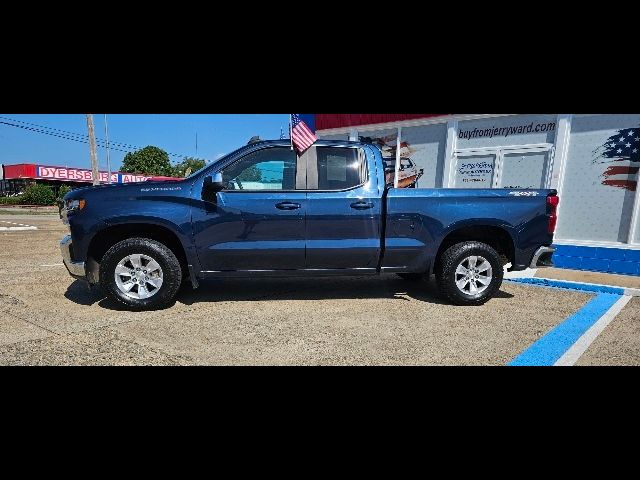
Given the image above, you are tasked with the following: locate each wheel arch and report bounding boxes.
[86,219,197,286]
[431,222,516,275]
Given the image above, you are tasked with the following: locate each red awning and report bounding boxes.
[2,163,37,179]
[315,114,448,131]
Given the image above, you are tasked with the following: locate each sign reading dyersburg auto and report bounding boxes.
[37,165,149,184]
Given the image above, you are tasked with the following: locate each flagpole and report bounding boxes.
[394,127,402,188]
[289,114,294,151]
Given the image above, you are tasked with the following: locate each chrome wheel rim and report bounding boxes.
[455,255,492,296]
[114,254,163,300]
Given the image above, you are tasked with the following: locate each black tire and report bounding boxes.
[99,237,182,311]
[396,273,426,282]
[435,241,503,306]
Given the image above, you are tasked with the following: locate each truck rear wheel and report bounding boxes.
[435,241,503,306]
[99,237,182,311]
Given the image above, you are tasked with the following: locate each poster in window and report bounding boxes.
[358,129,425,188]
[454,155,495,188]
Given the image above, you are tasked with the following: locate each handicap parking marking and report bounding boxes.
[506,277,635,366]
[0,220,38,231]
[554,295,632,366]
[508,293,623,366]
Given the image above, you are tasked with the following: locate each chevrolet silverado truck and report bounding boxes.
[60,139,557,310]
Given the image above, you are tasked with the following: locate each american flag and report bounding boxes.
[290,114,317,153]
[594,125,640,191]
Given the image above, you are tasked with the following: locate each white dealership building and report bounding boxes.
[310,113,640,276]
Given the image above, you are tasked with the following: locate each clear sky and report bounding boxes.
[0,114,291,171]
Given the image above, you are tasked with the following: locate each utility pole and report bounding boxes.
[86,114,100,185]
[103,114,112,184]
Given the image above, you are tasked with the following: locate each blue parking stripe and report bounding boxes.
[508,293,621,366]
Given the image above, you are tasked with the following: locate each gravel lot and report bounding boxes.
[0,214,630,366]
[576,297,640,366]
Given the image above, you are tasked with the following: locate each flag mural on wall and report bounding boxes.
[290,114,318,153]
[594,125,640,191]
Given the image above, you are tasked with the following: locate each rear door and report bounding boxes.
[304,146,382,271]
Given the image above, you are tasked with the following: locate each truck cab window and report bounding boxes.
[315,147,366,190]
[222,147,297,191]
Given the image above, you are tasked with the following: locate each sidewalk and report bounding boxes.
[534,267,640,289]
[505,266,640,295]
[0,205,59,215]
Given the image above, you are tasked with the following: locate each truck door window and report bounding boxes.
[314,147,367,191]
[222,147,297,191]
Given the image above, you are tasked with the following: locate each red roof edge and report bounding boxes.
[315,114,448,131]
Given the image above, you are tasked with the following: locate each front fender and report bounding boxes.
[102,215,200,269]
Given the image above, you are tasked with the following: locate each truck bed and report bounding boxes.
[383,188,555,273]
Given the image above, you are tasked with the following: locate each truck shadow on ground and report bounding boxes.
[64,275,514,311]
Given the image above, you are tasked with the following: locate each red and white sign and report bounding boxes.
[37,166,119,183]
[120,174,151,183]
[36,166,159,184]
[2,163,176,184]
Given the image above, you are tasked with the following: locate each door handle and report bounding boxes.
[275,202,301,210]
[350,201,374,210]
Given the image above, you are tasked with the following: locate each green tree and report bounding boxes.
[121,146,174,176]
[174,157,206,177]
[57,185,72,203]
[237,165,262,182]
[21,183,56,205]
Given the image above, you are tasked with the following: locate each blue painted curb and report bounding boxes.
[509,293,621,366]
[507,277,625,295]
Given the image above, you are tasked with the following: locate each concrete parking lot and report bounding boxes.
[0,213,638,365]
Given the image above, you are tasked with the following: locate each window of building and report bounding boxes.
[453,153,496,188]
[400,124,447,188]
[222,147,297,191]
[499,151,550,189]
[451,145,552,189]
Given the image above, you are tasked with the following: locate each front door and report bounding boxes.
[305,146,382,271]
[192,146,306,272]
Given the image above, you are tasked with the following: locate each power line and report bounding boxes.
[0,115,144,151]
[0,115,191,158]
[0,121,135,155]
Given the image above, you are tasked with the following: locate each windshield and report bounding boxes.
[185,144,254,180]
[185,159,217,179]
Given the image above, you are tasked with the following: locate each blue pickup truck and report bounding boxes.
[60,139,557,310]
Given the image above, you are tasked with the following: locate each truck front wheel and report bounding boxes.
[435,241,503,306]
[99,237,182,311]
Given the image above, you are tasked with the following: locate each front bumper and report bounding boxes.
[60,235,86,278]
[530,246,555,268]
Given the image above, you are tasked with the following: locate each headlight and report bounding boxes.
[65,199,86,212]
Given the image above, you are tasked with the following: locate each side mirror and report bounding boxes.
[202,172,224,202]
[204,173,224,192]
